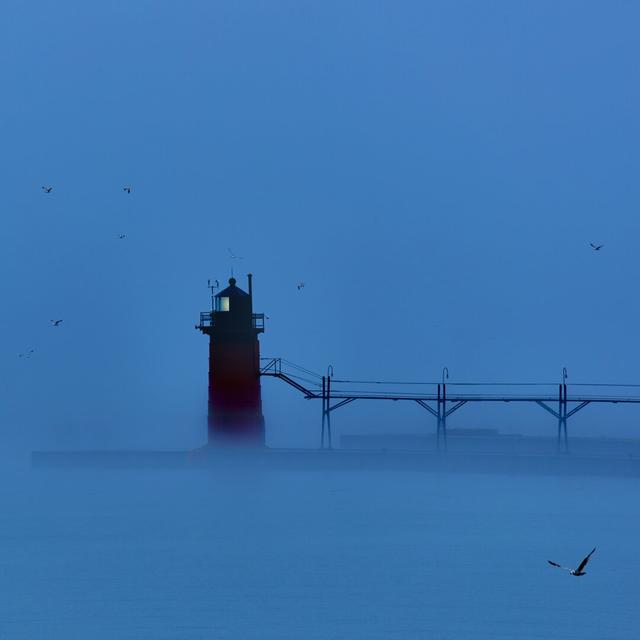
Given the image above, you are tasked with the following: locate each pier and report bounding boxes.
[260,358,640,452]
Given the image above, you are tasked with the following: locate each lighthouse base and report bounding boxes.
[207,416,265,447]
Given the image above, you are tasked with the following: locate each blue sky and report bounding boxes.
[2,1,640,447]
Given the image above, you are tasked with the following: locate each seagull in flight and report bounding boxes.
[590,243,604,251]
[548,548,596,576]
[118,234,126,239]
[50,319,63,327]
[297,282,305,290]
[41,186,52,193]
[123,185,132,194]
[18,349,35,359]
[227,248,243,260]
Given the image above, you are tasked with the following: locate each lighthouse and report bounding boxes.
[196,275,265,445]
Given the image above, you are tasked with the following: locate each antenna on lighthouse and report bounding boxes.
[207,278,219,312]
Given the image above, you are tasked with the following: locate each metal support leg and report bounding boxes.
[436,384,442,450]
[563,383,569,454]
[557,383,569,454]
[321,376,326,449]
[441,383,447,451]
[326,374,333,450]
[557,384,563,453]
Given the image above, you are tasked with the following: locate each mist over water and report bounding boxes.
[1,459,638,639]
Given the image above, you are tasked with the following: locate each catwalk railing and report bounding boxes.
[259,358,640,452]
[198,312,265,330]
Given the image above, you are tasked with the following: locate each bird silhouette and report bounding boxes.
[123,185,132,194]
[50,319,63,327]
[548,548,596,576]
[590,243,604,251]
[18,349,35,359]
[118,234,126,239]
[227,248,244,260]
[297,282,305,290]
[41,186,52,193]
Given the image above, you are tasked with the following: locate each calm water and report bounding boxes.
[0,459,638,639]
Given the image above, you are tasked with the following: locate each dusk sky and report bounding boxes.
[2,5,640,639]
[2,1,640,448]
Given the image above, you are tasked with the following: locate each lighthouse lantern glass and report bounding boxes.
[216,297,230,312]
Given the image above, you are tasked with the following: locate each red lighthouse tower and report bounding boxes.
[196,275,265,445]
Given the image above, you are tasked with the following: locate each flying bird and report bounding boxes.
[297,282,305,290]
[18,349,35,359]
[548,548,596,576]
[41,186,52,193]
[227,248,244,260]
[118,234,126,239]
[123,185,132,194]
[50,319,63,327]
[590,243,604,251]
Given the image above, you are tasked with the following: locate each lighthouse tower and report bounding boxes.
[196,275,265,445]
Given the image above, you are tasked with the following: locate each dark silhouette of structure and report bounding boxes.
[197,275,265,445]
[260,358,640,453]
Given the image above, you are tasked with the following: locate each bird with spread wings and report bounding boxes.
[548,548,596,576]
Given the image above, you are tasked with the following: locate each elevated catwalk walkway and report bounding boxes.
[260,358,640,452]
